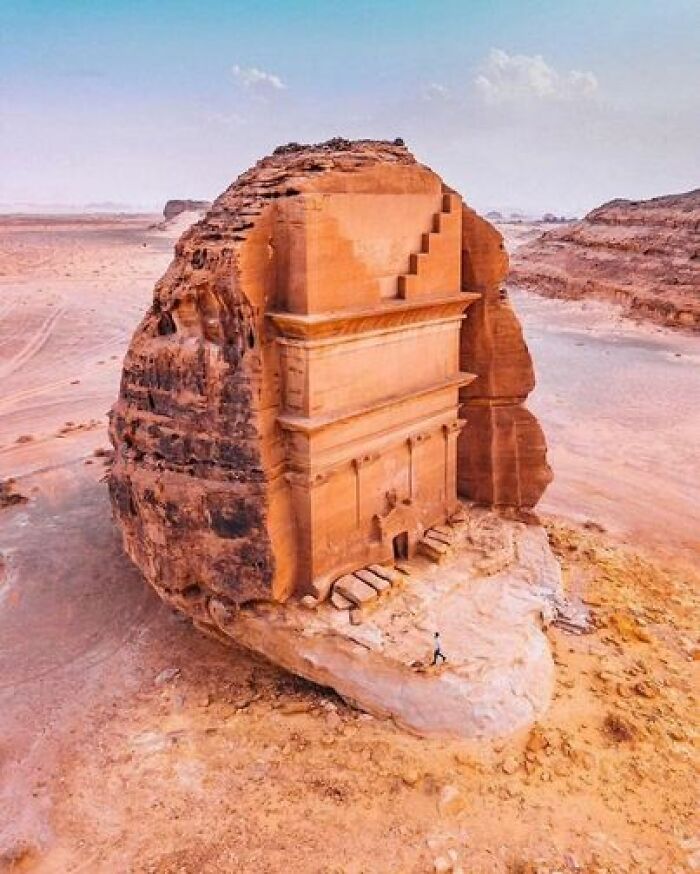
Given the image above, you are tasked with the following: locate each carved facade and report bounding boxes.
[109,139,551,616]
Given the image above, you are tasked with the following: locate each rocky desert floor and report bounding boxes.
[0,216,698,873]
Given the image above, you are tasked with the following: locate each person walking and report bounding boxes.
[431,631,447,666]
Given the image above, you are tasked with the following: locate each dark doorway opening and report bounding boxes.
[392,531,409,561]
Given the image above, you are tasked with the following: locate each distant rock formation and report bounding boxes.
[109,138,551,615]
[162,199,211,221]
[541,212,569,224]
[511,189,700,331]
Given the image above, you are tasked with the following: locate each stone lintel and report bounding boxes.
[278,372,477,435]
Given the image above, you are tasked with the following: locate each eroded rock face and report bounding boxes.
[510,189,700,331]
[458,208,552,508]
[207,515,563,739]
[162,199,212,221]
[109,138,550,621]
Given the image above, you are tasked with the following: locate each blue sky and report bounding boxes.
[1,0,698,214]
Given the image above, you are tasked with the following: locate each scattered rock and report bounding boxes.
[279,701,314,715]
[501,757,520,775]
[0,479,28,509]
[437,784,466,817]
[633,680,659,698]
[299,594,318,609]
[525,725,550,753]
[349,607,364,626]
[603,712,637,743]
[154,667,181,686]
[609,611,652,643]
[400,767,420,787]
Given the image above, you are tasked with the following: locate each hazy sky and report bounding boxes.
[1,0,698,215]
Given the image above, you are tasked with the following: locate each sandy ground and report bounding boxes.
[513,289,700,562]
[501,221,700,562]
[0,216,698,873]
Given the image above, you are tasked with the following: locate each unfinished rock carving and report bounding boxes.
[109,139,555,736]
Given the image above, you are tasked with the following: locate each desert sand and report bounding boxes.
[0,215,698,873]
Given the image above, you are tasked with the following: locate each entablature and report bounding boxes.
[277,371,476,435]
[267,292,480,341]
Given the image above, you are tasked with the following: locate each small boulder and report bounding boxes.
[437,784,466,816]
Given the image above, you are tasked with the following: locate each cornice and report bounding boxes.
[267,292,480,341]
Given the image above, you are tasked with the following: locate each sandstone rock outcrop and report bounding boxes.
[510,189,700,331]
[210,515,563,739]
[162,199,211,221]
[458,208,552,508]
[109,138,550,623]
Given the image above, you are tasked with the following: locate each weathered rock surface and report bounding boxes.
[510,189,700,331]
[207,513,563,738]
[162,199,211,221]
[110,138,551,619]
[108,139,555,734]
[458,208,552,507]
[0,479,28,510]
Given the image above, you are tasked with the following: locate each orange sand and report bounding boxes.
[0,215,697,873]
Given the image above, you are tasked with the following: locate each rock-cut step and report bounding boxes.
[418,526,456,563]
[330,565,402,610]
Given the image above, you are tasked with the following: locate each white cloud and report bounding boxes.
[232,64,286,92]
[475,49,598,103]
[421,82,451,102]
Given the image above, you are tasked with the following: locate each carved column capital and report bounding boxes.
[352,452,378,471]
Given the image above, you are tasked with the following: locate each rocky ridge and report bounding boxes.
[510,188,700,330]
[162,199,211,221]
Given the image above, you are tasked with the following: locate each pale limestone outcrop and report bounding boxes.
[206,514,562,739]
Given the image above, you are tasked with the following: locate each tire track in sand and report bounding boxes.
[0,305,65,380]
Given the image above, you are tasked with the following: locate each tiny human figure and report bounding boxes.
[431,631,447,666]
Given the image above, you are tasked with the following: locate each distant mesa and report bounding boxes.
[510,188,700,331]
[541,212,570,224]
[485,210,504,222]
[162,199,211,221]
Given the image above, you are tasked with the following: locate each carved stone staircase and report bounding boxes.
[329,564,404,622]
[397,192,462,299]
[418,524,456,563]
